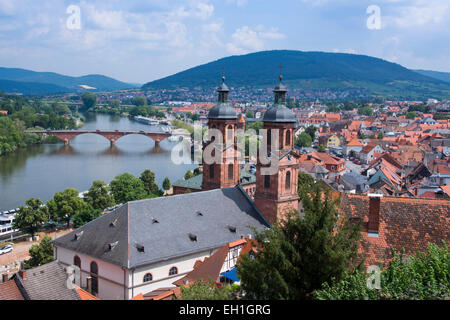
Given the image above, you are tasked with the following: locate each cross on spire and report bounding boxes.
[278,63,283,82]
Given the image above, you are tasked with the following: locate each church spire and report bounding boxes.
[217,69,229,103]
[273,64,287,105]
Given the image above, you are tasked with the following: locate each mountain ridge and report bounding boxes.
[0,67,137,94]
[142,50,450,100]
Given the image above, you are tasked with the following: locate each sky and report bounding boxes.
[0,0,449,84]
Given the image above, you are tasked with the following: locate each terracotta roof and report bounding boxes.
[142,287,180,300]
[346,139,363,146]
[76,287,100,300]
[0,278,25,300]
[173,244,229,286]
[341,194,450,267]
[441,185,450,197]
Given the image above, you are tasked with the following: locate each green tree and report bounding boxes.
[72,206,102,228]
[81,91,97,110]
[110,173,147,204]
[13,198,49,239]
[246,111,254,118]
[406,111,418,119]
[318,144,326,152]
[246,121,263,134]
[358,106,373,116]
[140,169,160,195]
[315,242,450,300]
[184,170,195,180]
[133,96,147,106]
[295,132,312,148]
[163,177,171,191]
[377,132,384,139]
[24,236,54,269]
[178,279,234,300]
[84,180,115,210]
[237,184,362,299]
[297,172,316,199]
[47,188,87,228]
[108,100,121,109]
[305,126,317,140]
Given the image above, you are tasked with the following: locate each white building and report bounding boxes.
[52,186,269,300]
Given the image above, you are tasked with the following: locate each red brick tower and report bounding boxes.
[201,76,241,190]
[254,73,300,224]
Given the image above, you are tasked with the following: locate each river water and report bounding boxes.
[0,113,196,211]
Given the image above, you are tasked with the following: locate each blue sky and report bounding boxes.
[0,0,449,83]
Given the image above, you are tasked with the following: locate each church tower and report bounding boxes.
[254,72,300,224]
[201,76,241,190]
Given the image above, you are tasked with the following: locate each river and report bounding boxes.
[0,113,196,211]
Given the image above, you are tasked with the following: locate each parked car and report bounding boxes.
[0,244,13,255]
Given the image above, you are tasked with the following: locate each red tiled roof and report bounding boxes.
[341,194,450,267]
[76,287,100,300]
[172,244,229,286]
[0,279,24,300]
[441,185,450,197]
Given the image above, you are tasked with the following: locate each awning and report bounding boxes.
[220,266,239,282]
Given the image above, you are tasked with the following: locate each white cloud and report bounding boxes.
[226,25,286,54]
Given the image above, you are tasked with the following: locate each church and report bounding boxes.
[52,73,302,299]
[172,73,302,223]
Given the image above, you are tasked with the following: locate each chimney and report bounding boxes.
[2,273,8,283]
[368,194,382,233]
[18,262,26,280]
[86,277,92,293]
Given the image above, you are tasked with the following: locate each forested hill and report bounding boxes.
[0,67,136,94]
[142,50,450,100]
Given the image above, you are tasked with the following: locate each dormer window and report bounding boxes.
[108,241,118,251]
[152,217,159,224]
[188,233,197,242]
[227,225,237,233]
[135,243,145,253]
[74,231,83,240]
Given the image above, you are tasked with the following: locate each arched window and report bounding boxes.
[169,267,178,276]
[228,164,234,180]
[90,261,99,295]
[209,164,214,179]
[226,125,233,142]
[73,255,81,269]
[264,175,270,188]
[285,171,291,190]
[143,273,153,282]
[285,130,291,147]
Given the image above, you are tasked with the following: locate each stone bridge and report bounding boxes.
[27,130,172,146]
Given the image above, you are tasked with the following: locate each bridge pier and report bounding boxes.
[154,140,160,148]
[64,139,70,146]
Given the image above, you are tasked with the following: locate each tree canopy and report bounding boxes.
[83,180,115,210]
[237,184,361,299]
[47,188,87,227]
[110,173,148,204]
[13,198,49,239]
[24,235,54,269]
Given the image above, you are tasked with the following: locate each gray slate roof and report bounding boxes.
[53,186,269,269]
[18,261,81,300]
[263,106,296,123]
[208,103,237,119]
[173,171,256,189]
